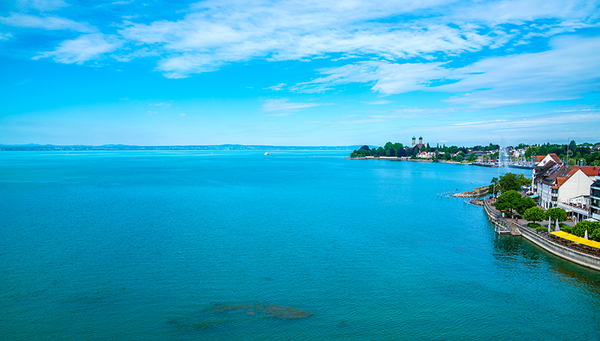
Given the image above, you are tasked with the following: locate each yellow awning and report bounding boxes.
[551,231,600,249]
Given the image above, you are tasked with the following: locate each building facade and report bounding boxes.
[591,180,600,221]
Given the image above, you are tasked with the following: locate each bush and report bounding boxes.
[560,224,572,234]
[572,221,600,240]
[536,226,547,233]
[528,223,541,228]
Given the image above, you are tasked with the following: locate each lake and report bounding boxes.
[1,151,599,340]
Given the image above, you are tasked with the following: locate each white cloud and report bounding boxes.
[292,61,447,94]
[291,35,600,109]
[453,119,508,126]
[9,0,600,115]
[439,35,600,108]
[362,100,393,105]
[265,83,286,91]
[17,0,68,11]
[452,0,599,25]
[262,98,322,116]
[109,0,600,78]
[0,33,13,40]
[33,34,122,64]
[0,13,95,32]
[115,0,508,77]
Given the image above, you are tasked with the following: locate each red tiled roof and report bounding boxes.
[536,153,562,164]
[579,166,600,176]
[548,153,561,163]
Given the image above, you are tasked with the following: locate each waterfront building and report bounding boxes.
[417,151,434,159]
[535,153,562,167]
[533,158,600,221]
[591,180,600,221]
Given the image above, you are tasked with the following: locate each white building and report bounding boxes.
[533,155,600,221]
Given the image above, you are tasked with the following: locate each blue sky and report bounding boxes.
[1,0,599,146]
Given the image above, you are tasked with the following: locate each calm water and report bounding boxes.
[1,151,600,340]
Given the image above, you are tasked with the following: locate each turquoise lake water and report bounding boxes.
[1,151,600,340]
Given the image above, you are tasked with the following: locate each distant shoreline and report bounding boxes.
[345,156,464,164]
[0,144,355,152]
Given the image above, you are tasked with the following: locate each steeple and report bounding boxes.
[412,136,416,147]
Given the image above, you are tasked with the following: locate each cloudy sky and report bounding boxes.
[1,0,599,146]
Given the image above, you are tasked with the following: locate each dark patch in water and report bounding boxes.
[168,301,314,332]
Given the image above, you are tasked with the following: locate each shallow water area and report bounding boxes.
[1,150,600,340]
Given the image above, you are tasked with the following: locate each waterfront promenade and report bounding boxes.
[483,199,600,271]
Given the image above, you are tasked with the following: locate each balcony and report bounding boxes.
[557,202,589,216]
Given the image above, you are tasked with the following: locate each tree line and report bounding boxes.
[349,141,496,161]
[523,140,600,166]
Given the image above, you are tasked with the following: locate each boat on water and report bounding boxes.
[264,152,270,155]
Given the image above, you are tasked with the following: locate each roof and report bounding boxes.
[548,153,562,163]
[535,155,545,163]
[579,166,600,176]
[535,161,557,180]
[542,165,577,187]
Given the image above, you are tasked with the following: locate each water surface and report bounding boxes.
[1,151,599,340]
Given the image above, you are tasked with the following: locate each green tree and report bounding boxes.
[516,173,531,187]
[569,140,577,153]
[524,207,545,223]
[495,190,522,215]
[468,153,476,162]
[546,207,567,222]
[376,147,384,156]
[516,196,536,214]
[497,172,526,192]
[384,142,394,156]
[393,143,404,155]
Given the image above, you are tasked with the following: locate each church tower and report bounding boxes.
[412,136,416,147]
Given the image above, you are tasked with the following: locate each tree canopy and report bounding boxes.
[489,172,531,194]
[494,190,522,214]
[524,207,545,223]
[546,207,567,222]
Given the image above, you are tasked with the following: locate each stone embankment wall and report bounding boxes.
[483,199,600,271]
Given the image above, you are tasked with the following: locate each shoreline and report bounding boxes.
[345,156,464,164]
[483,198,600,271]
